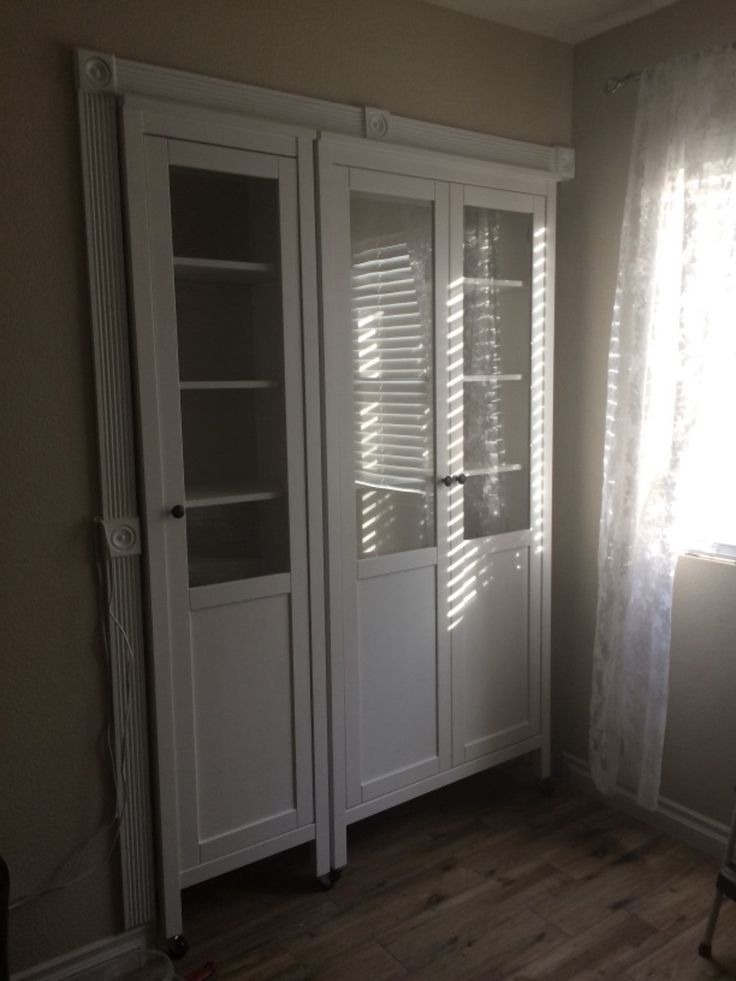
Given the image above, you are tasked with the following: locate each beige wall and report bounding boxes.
[0,0,571,971]
[554,0,736,823]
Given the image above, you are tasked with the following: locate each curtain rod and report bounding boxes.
[604,70,642,95]
[604,39,736,94]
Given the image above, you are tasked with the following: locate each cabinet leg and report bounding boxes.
[167,934,189,959]
[317,869,342,891]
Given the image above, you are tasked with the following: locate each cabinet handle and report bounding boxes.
[441,475,454,487]
[455,473,467,485]
[170,504,186,519]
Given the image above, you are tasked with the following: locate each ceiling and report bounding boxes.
[424,0,680,43]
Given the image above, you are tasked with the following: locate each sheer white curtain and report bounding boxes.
[589,44,736,809]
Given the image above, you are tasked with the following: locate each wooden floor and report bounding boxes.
[176,768,736,980]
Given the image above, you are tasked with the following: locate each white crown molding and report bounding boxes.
[564,752,729,859]
[12,927,149,981]
[75,49,574,180]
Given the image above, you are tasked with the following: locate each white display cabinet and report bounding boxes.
[121,102,329,954]
[318,136,554,869]
[77,49,567,956]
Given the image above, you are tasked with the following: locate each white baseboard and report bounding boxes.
[563,752,729,860]
[11,926,151,981]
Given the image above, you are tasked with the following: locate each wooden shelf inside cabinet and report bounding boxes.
[186,480,282,508]
[173,257,276,283]
[463,277,525,290]
[180,380,278,391]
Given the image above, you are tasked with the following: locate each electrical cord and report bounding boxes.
[8,520,134,911]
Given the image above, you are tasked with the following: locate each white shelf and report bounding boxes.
[174,257,275,283]
[463,277,524,289]
[464,464,524,476]
[186,480,281,508]
[180,380,277,391]
[463,374,524,382]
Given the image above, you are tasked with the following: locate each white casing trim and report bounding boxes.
[11,928,149,981]
[75,49,574,180]
[564,752,729,859]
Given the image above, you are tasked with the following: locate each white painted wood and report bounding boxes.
[320,136,554,853]
[296,135,331,877]
[357,546,438,579]
[459,547,537,760]
[121,113,184,938]
[357,567,441,793]
[173,257,275,283]
[189,572,291,611]
[76,89,155,931]
[317,149,350,870]
[278,153,315,829]
[121,103,325,936]
[178,824,316,888]
[346,735,542,823]
[190,595,299,845]
[77,50,574,179]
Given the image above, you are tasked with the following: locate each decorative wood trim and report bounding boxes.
[564,753,729,859]
[76,88,155,929]
[11,927,149,981]
[75,49,574,180]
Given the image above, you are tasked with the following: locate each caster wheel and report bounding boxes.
[698,942,712,958]
[317,869,342,890]
[168,934,189,959]
[539,777,555,798]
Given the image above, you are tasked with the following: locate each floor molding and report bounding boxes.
[12,927,150,981]
[563,752,728,860]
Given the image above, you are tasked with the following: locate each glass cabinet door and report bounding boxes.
[350,190,437,558]
[458,201,533,541]
[166,158,291,587]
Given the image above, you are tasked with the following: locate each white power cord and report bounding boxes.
[9,520,134,911]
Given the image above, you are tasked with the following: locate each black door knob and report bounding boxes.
[441,475,454,487]
[170,504,185,519]
[455,473,467,485]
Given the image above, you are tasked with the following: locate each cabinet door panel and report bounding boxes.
[357,566,440,799]
[191,594,302,847]
[459,547,536,760]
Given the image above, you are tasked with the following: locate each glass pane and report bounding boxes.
[187,500,289,587]
[168,165,290,586]
[463,207,532,539]
[350,191,436,558]
[463,471,530,539]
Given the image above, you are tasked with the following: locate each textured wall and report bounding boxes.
[554,0,736,821]
[0,0,571,970]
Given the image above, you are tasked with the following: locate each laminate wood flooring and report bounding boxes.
[175,768,736,980]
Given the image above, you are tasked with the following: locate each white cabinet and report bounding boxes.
[318,137,553,868]
[121,103,329,946]
[115,95,553,946]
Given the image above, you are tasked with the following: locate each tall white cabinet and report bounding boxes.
[81,57,563,952]
[121,102,329,950]
[318,137,553,868]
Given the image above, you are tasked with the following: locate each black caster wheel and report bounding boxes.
[698,942,712,959]
[317,869,342,890]
[539,777,555,798]
[168,934,189,959]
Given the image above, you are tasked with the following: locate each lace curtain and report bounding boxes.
[590,44,736,809]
